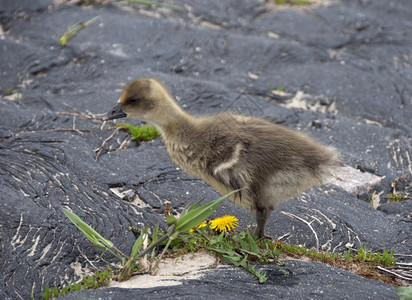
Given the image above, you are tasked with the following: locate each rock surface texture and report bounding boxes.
[0,0,411,299]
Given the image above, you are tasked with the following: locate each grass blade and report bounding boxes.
[130,226,148,259]
[62,208,113,249]
[58,16,98,46]
[151,223,159,245]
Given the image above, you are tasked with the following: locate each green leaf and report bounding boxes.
[246,230,260,253]
[220,240,234,251]
[130,227,148,259]
[151,223,159,244]
[176,190,237,233]
[62,208,113,249]
[180,198,204,216]
[233,234,249,250]
[255,269,268,283]
[239,255,248,267]
[166,214,177,226]
[94,245,110,252]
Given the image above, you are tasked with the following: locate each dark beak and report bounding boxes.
[105,103,127,120]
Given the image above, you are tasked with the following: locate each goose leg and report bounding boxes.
[255,207,271,238]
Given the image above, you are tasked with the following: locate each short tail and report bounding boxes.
[321,146,344,182]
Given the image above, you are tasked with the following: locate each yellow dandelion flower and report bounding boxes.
[197,221,207,229]
[209,215,239,232]
[189,221,208,233]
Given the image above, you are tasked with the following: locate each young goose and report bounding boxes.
[105,78,342,238]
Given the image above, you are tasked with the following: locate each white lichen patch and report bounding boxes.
[326,166,383,196]
[27,235,41,257]
[4,93,23,101]
[109,43,130,58]
[70,261,94,278]
[276,90,338,114]
[109,187,147,206]
[370,191,384,209]
[268,0,340,12]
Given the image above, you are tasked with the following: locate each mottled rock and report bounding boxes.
[0,0,411,299]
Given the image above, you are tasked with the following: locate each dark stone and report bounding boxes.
[60,261,397,300]
[378,200,412,219]
[0,0,411,299]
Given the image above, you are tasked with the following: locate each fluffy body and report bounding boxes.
[163,113,340,212]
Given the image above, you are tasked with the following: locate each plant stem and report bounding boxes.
[139,233,170,258]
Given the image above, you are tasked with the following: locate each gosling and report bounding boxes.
[105,78,342,238]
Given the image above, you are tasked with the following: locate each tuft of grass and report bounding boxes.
[278,243,396,267]
[3,87,13,95]
[278,243,341,263]
[269,86,284,93]
[276,242,400,285]
[115,123,160,143]
[387,193,405,202]
[43,267,112,300]
[369,192,374,205]
[357,245,396,266]
[48,191,236,298]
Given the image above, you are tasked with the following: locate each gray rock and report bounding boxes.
[0,0,411,299]
[61,261,398,300]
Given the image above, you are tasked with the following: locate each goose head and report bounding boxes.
[105,78,185,129]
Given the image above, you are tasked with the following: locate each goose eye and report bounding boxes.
[128,98,138,104]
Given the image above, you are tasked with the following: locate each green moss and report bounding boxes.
[278,243,396,267]
[387,193,405,202]
[115,123,160,142]
[357,245,396,266]
[42,267,112,300]
[3,87,13,95]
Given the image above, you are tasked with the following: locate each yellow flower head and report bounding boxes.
[189,221,208,233]
[209,215,239,232]
[197,221,207,229]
